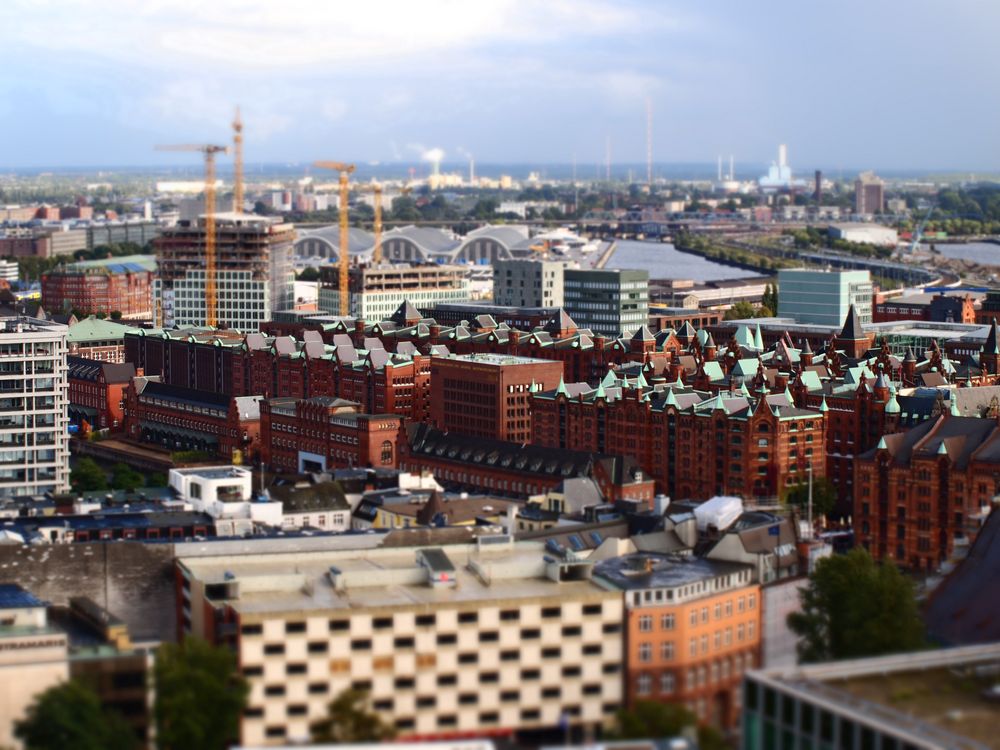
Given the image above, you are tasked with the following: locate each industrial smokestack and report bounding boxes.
[729,154,734,181]
[646,97,653,188]
[814,170,822,203]
[717,155,722,182]
[778,144,788,168]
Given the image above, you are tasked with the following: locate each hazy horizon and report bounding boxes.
[2,0,998,172]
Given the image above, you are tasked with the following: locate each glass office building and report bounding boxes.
[777,269,873,327]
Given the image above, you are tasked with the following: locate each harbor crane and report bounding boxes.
[156,143,229,327]
[313,161,356,316]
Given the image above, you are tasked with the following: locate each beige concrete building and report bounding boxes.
[178,539,625,746]
[0,586,69,749]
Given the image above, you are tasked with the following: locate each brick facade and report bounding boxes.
[260,397,403,473]
[430,354,563,443]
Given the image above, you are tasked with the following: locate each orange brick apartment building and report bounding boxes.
[594,554,761,729]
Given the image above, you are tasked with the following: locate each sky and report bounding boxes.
[0,0,998,172]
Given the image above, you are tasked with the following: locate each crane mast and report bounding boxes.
[232,107,244,211]
[155,143,229,327]
[313,161,356,316]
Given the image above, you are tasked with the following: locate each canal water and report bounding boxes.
[934,242,1000,266]
[604,239,762,282]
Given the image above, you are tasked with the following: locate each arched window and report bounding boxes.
[380,441,393,464]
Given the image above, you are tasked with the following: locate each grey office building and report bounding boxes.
[563,268,649,337]
[0,316,70,497]
[492,259,564,308]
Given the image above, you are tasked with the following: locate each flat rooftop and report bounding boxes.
[752,643,1000,750]
[179,540,607,617]
[593,553,749,591]
[434,352,556,366]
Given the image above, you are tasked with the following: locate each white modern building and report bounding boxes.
[0,316,70,497]
[827,223,898,246]
[777,269,873,327]
[168,466,352,534]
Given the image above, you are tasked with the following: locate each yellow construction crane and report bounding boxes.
[232,107,244,211]
[156,143,229,327]
[355,181,383,264]
[313,161,356,316]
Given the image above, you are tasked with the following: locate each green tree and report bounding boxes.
[783,476,837,517]
[154,638,249,750]
[110,462,145,491]
[762,283,779,314]
[15,680,136,750]
[70,458,108,492]
[724,301,760,320]
[471,198,498,220]
[296,267,320,282]
[109,311,123,321]
[145,472,168,488]
[788,548,925,663]
[611,700,695,740]
[389,196,420,222]
[310,688,395,744]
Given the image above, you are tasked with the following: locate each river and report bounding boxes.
[603,239,762,282]
[934,241,1000,266]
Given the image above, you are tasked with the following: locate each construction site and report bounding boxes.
[153,212,295,331]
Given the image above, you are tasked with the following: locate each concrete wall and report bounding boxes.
[0,543,177,643]
[762,578,806,669]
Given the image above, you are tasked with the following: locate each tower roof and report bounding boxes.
[389,299,421,325]
[984,318,1000,355]
[839,304,865,341]
[631,325,655,343]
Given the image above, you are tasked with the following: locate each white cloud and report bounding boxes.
[1,0,676,71]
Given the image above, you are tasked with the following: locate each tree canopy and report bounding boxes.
[783,476,837,518]
[310,688,395,744]
[724,300,771,320]
[154,638,248,750]
[110,462,145,491]
[788,547,925,663]
[15,680,136,750]
[70,457,108,492]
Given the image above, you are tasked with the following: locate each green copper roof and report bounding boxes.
[67,317,141,344]
[877,436,887,450]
